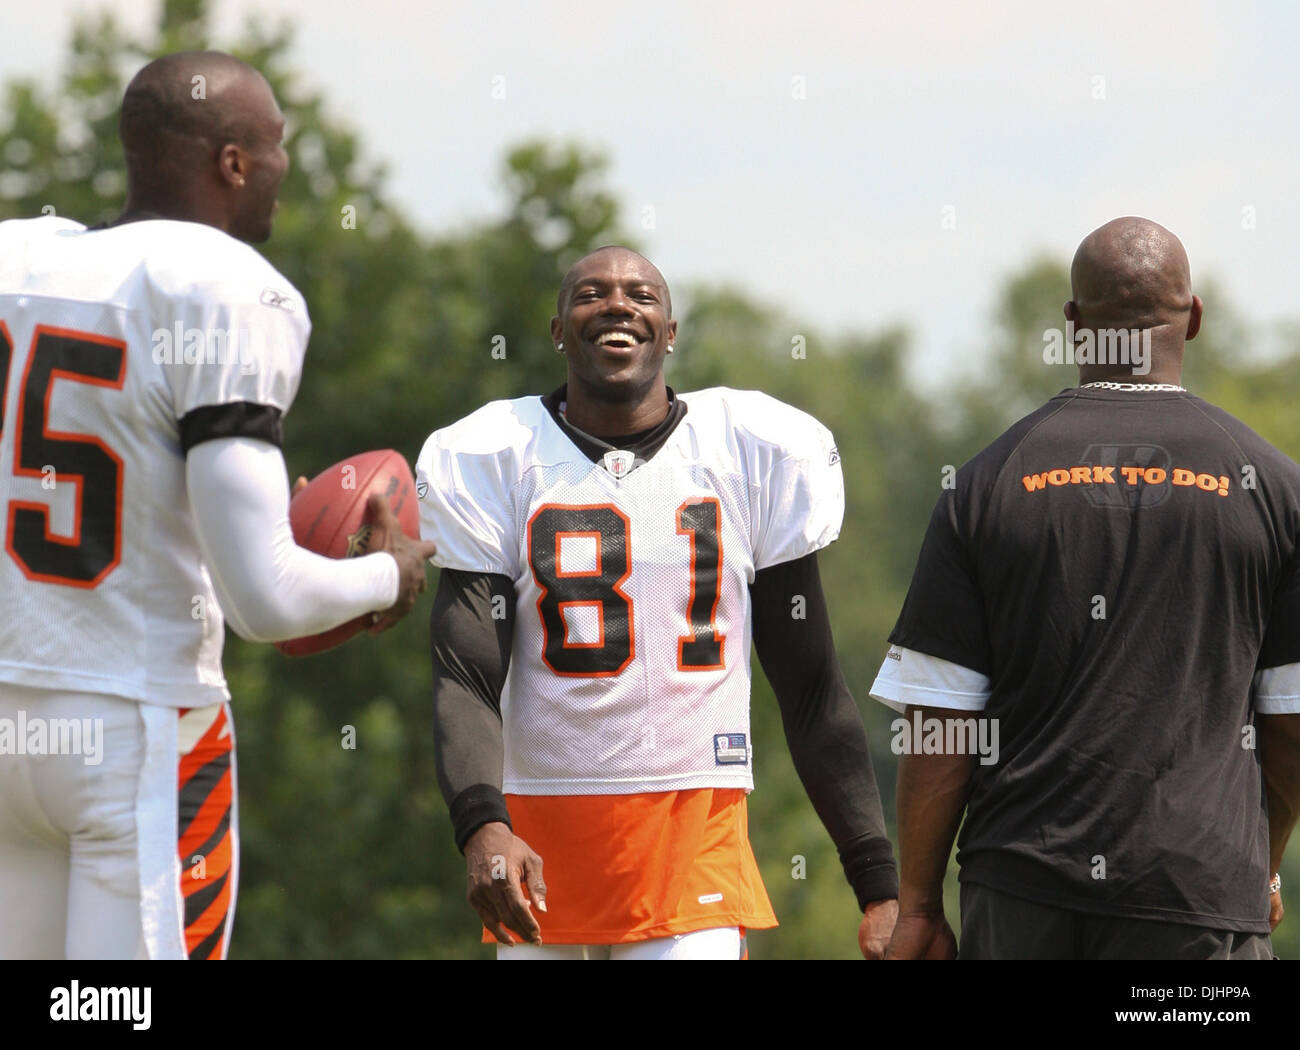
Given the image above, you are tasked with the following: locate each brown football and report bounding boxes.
[273,449,419,657]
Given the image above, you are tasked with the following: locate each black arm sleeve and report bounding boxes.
[750,552,900,908]
[430,567,517,852]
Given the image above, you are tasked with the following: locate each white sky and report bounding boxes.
[5,0,1298,385]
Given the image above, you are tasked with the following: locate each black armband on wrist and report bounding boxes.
[839,834,900,910]
[449,784,512,853]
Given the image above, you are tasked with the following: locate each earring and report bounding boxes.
[667,344,674,354]
[556,342,564,352]
[238,177,246,186]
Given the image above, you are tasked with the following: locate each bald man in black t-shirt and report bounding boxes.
[872,217,1300,959]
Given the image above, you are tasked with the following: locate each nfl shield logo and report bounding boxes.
[603,449,635,478]
[345,524,373,557]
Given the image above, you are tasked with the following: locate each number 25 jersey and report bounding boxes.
[415,387,843,796]
[0,216,308,705]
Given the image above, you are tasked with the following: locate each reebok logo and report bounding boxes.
[260,288,295,312]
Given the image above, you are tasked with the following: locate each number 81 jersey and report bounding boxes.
[416,387,844,796]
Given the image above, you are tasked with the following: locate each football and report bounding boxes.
[274,449,420,657]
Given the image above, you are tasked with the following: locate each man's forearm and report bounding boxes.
[785,696,900,905]
[896,706,977,912]
[1259,713,1300,875]
[430,568,516,850]
[751,553,899,906]
[188,437,399,641]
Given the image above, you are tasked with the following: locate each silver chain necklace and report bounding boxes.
[1080,381,1186,392]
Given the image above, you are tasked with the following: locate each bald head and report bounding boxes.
[121,53,270,184]
[1065,217,1202,384]
[1070,217,1193,330]
[116,51,288,242]
[558,246,672,317]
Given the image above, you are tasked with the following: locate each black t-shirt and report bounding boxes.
[890,387,1300,932]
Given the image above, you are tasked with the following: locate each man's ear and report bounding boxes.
[1064,300,1079,324]
[1186,295,1203,342]
[218,143,245,188]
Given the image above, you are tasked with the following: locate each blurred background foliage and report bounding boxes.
[2,0,1297,959]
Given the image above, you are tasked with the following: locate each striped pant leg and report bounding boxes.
[0,689,239,960]
[133,700,238,960]
[173,703,239,960]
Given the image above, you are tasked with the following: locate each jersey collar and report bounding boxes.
[540,384,688,477]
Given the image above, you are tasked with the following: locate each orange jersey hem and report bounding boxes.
[481,788,776,946]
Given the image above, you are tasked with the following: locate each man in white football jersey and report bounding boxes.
[0,52,435,960]
[418,246,898,959]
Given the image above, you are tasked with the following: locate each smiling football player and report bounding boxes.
[417,246,898,959]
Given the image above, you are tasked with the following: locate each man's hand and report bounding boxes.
[1270,889,1284,932]
[465,821,547,946]
[364,493,438,633]
[858,898,899,959]
[885,910,959,959]
[290,476,436,630]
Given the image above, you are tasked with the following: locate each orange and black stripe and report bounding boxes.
[177,706,234,960]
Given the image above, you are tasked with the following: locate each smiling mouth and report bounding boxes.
[591,329,645,350]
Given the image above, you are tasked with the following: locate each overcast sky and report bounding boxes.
[5,0,1297,385]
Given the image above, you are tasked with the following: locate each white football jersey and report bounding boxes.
[0,215,309,705]
[416,388,843,795]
